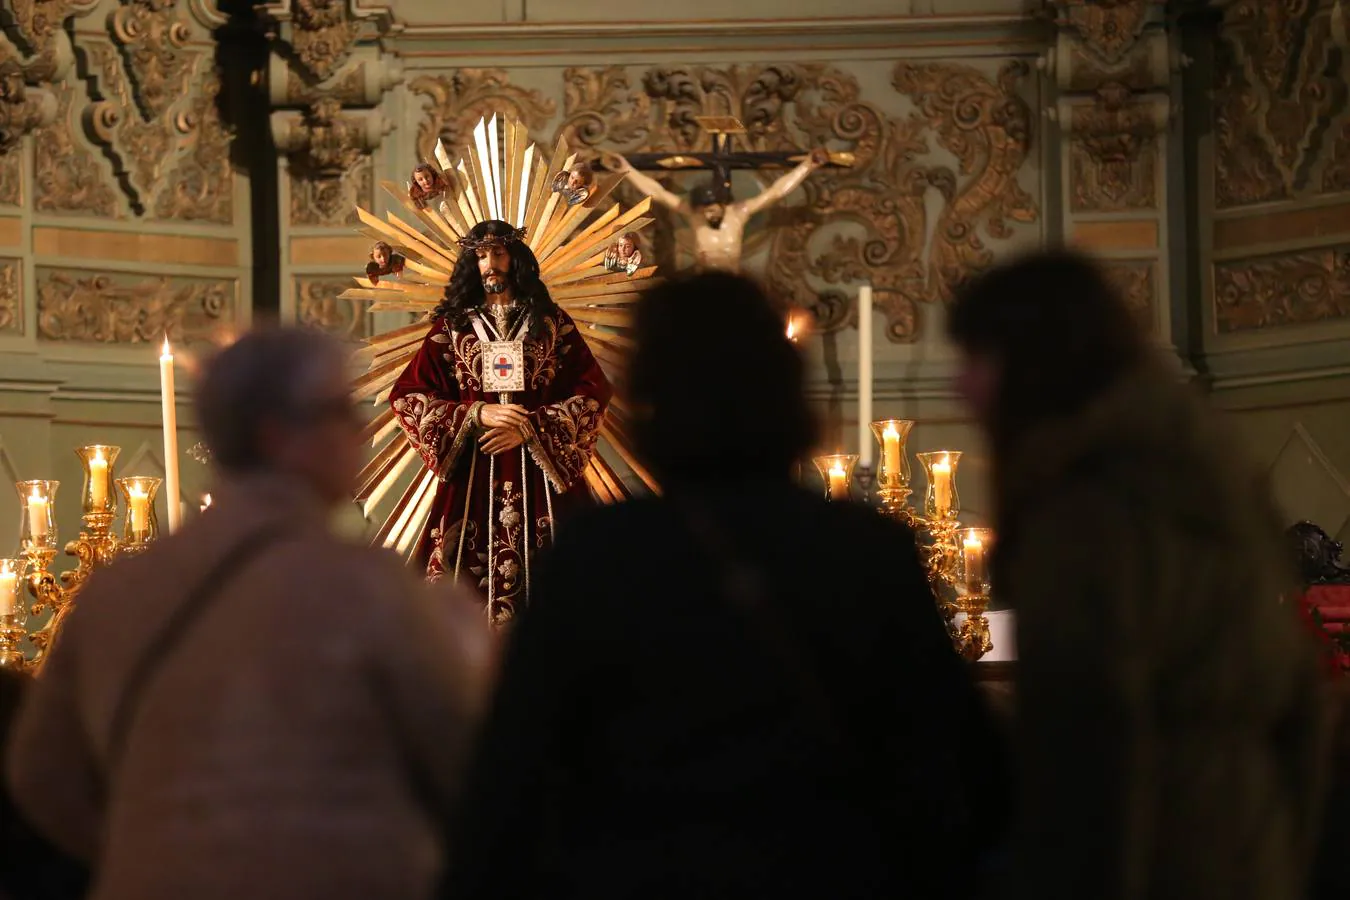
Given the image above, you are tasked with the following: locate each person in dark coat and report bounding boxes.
[946,249,1331,900]
[443,271,1010,900]
[0,667,89,900]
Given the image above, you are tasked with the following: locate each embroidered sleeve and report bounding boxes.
[526,311,612,491]
[389,321,484,479]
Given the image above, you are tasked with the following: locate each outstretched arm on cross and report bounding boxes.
[603,152,690,216]
[738,147,830,218]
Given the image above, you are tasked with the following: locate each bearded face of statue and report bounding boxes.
[700,202,726,229]
[477,244,512,296]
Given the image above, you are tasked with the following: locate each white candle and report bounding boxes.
[0,563,16,618]
[882,423,902,480]
[26,486,48,544]
[89,449,108,509]
[932,459,952,514]
[963,536,986,592]
[129,485,150,539]
[160,338,182,534]
[827,463,849,501]
[857,285,873,468]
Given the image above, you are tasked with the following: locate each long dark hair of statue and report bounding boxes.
[436,220,558,339]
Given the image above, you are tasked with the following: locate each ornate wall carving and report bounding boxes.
[1214,0,1347,208]
[0,153,19,206]
[557,61,1039,341]
[1068,81,1160,212]
[295,276,368,337]
[33,84,120,217]
[1213,247,1350,333]
[410,69,556,165]
[0,259,20,333]
[275,98,386,226]
[36,269,234,343]
[1101,259,1155,331]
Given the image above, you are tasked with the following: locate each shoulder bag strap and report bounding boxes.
[103,525,287,775]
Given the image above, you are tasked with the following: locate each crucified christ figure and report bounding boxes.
[602,147,830,272]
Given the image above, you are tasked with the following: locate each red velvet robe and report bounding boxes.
[390,306,611,623]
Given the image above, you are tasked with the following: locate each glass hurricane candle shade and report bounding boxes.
[811,454,859,502]
[117,476,162,546]
[955,527,994,598]
[75,444,120,518]
[916,451,962,521]
[869,419,914,489]
[17,480,58,553]
[0,557,23,668]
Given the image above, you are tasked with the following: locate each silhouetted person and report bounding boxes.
[947,250,1329,900]
[1,667,89,900]
[6,328,489,900]
[444,271,1009,900]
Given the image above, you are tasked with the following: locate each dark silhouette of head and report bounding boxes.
[437,219,557,337]
[690,181,731,228]
[629,271,815,484]
[946,248,1147,457]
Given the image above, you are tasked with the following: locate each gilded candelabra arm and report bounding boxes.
[953,603,993,662]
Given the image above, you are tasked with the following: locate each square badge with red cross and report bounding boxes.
[483,340,526,394]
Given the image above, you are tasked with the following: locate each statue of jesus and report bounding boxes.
[603,147,830,272]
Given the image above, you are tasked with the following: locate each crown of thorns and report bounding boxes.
[456,226,528,251]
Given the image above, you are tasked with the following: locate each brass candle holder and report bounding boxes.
[915,450,963,623]
[953,526,994,661]
[870,419,915,523]
[18,446,129,663]
[812,454,859,503]
[0,557,25,669]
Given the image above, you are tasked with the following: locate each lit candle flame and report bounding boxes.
[161,336,172,360]
[201,493,212,512]
[786,318,797,341]
[883,422,899,440]
[30,484,42,502]
[828,462,846,478]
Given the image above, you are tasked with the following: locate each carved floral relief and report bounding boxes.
[410,69,557,165]
[1214,0,1347,208]
[33,84,120,217]
[36,269,234,343]
[558,61,1039,341]
[295,277,369,338]
[1068,82,1159,212]
[1213,247,1350,333]
[0,259,20,333]
[1101,259,1156,331]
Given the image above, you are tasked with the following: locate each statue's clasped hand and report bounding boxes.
[480,403,530,455]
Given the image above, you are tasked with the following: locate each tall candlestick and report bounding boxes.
[89,448,108,509]
[932,459,952,514]
[0,562,16,617]
[27,485,48,543]
[160,338,182,534]
[882,422,902,480]
[129,485,150,540]
[827,463,849,501]
[857,284,873,469]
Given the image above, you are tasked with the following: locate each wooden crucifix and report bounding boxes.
[596,116,852,272]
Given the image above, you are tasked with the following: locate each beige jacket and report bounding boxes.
[5,473,489,900]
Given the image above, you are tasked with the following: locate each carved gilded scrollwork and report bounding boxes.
[289,158,371,226]
[5,0,73,55]
[1326,123,1350,192]
[295,277,368,337]
[1213,247,1350,333]
[110,0,194,120]
[87,41,180,210]
[275,97,382,226]
[1101,259,1155,331]
[0,259,20,333]
[1215,0,1345,208]
[1059,0,1151,63]
[559,61,1038,341]
[410,69,556,164]
[0,154,18,205]
[0,59,57,152]
[154,72,233,223]
[33,84,119,216]
[36,269,233,343]
[290,0,357,83]
[1068,82,1161,211]
[892,61,1039,313]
